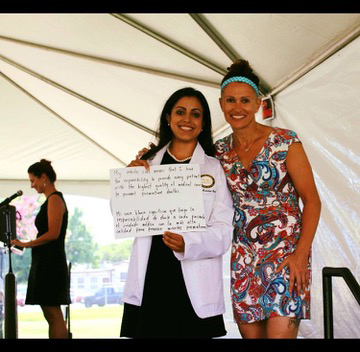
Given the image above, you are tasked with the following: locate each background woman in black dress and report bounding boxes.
[12,159,70,338]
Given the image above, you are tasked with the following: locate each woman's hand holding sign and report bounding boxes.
[163,231,185,253]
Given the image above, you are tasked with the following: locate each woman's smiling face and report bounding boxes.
[167,96,204,143]
[219,82,261,130]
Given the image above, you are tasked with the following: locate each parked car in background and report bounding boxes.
[84,286,123,307]
[71,289,94,304]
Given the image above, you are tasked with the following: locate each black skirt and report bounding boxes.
[120,235,226,339]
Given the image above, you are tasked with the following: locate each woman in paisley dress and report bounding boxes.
[215,60,321,338]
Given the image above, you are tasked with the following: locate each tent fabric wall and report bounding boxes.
[272,36,360,338]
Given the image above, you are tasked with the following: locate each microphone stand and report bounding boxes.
[3,204,17,339]
[65,262,72,338]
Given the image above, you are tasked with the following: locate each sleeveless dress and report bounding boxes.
[26,191,71,306]
[120,151,226,338]
[215,127,311,324]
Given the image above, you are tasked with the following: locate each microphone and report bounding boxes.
[0,190,23,208]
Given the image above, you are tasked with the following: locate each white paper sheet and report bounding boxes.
[110,164,206,238]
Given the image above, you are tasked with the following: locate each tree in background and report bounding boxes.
[98,239,133,264]
[65,207,99,268]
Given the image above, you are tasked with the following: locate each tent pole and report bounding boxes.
[111,13,227,77]
[0,35,219,89]
[0,53,155,137]
[270,23,360,96]
[189,13,238,63]
[189,13,269,96]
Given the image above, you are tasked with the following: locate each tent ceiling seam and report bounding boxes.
[0,52,156,136]
[111,13,227,77]
[0,35,220,89]
[269,22,360,96]
[0,70,127,166]
[189,13,269,96]
[189,13,239,62]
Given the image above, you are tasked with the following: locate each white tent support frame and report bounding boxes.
[1,13,359,149]
[0,69,126,166]
[111,13,228,77]
[189,13,270,95]
[270,19,360,96]
[0,34,220,89]
[0,41,156,137]
[112,13,360,97]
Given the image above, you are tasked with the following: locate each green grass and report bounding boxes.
[17,304,124,339]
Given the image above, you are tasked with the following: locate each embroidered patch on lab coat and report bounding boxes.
[201,174,215,188]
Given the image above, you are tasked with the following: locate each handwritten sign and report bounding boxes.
[110,164,206,238]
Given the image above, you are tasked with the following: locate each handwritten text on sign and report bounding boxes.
[110,164,206,238]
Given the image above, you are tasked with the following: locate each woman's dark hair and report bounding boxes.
[28,159,57,183]
[141,87,214,160]
[221,59,260,88]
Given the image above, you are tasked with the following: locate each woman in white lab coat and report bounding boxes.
[120,87,234,338]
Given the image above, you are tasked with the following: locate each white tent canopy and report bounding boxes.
[1,13,359,197]
[1,13,360,338]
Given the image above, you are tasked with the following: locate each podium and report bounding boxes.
[0,205,18,339]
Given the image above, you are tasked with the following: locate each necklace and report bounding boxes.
[166,147,192,162]
[238,124,258,152]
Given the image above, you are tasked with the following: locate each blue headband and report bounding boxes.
[221,76,260,96]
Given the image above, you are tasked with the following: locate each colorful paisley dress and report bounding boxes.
[215,127,311,324]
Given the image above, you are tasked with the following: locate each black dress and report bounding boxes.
[120,151,226,338]
[26,191,71,306]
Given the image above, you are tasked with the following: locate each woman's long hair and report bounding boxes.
[142,87,214,160]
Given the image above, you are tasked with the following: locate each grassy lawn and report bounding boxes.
[17,303,240,339]
[17,304,124,339]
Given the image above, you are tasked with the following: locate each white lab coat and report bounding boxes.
[122,142,234,319]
